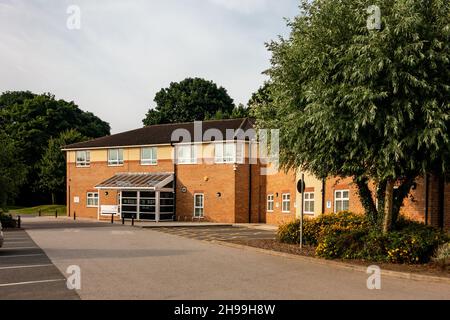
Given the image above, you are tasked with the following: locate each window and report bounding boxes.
[214,142,244,164]
[282,193,291,213]
[177,145,197,164]
[76,150,90,167]
[334,190,350,212]
[86,192,98,207]
[267,194,274,212]
[304,192,315,214]
[141,147,157,165]
[194,193,204,217]
[108,149,124,166]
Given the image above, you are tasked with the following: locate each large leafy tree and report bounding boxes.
[0,132,27,211]
[254,0,450,232]
[37,130,86,205]
[0,91,110,205]
[143,77,235,125]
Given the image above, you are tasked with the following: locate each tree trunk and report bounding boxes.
[354,176,378,224]
[383,179,395,233]
[51,192,55,205]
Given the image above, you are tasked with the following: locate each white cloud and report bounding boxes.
[0,0,297,133]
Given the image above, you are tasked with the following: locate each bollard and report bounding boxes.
[55,209,58,218]
[131,216,135,226]
[111,213,114,224]
[17,215,21,229]
[73,211,76,220]
[122,216,125,225]
[38,209,41,217]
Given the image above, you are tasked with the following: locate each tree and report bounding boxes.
[142,77,235,125]
[206,104,250,120]
[254,0,450,232]
[37,130,86,205]
[0,133,27,211]
[0,91,110,205]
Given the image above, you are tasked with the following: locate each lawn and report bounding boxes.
[7,204,67,216]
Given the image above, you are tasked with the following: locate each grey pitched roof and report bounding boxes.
[64,118,255,150]
[95,172,173,190]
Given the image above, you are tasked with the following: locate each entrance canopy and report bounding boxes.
[95,172,174,191]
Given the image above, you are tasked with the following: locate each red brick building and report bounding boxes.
[64,118,449,230]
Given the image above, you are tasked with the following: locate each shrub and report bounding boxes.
[0,212,17,228]
[433,243,450,269]
[277,212,447,264]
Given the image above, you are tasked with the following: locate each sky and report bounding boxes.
[0,0,299,133]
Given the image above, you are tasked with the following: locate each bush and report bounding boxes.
[277,212,448,264]
[433,243,450,269]
[0,212,17,228]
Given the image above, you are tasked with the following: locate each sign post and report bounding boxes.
[300,173,304,249]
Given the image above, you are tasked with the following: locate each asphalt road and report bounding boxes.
[0,228,79,300]
[7,217,450,300]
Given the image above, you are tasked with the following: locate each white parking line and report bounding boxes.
[0,254,44,258]
[0,264,53,270]
[0,279,65,287]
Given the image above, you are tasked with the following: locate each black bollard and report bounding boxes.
[111,213,114,224]
[131,216,135,226]
[38,209,41,217]
[17,215,21,229]
[55,209,58,218]
[122,216,125,225]
[73,211,76,220]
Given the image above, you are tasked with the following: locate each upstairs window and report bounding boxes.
[215,142,244,164]
[177,145,197,164]
[108,148,124,166]
[76,150,90,167]
[141,147,157,165]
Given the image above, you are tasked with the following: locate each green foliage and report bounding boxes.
[0,91,110,205]
[37,130,86,204]
[0,133,27,210]
[255,0,450,228]
[142,78,235,125]
[0,212,17,228]
[278,212,447,264]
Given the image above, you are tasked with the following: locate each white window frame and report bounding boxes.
[86,192,99,207]
[141,147,157,165]
[108,148,124,166]
[267,194,274,212]
[214,142,244,164]
[334,190,350,213]
[282,193,291,213]
[194,193,204,218]
[177,144,197,164]
[303,192,315,215]
[76,150,90,167]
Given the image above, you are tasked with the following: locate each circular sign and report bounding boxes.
[296,180,306,193]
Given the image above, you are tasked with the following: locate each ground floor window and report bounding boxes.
[267,194,274,212]
[86,192,98,207]
[282,193,291,213]
[194,193,204,217]
[304,192,314,214]
[334,190,349,212]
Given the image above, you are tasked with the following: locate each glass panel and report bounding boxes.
[160,199,173,206]
[109,150,118,161]
[160,192,174,199]
[343,191,349,199]
[343,200,349,211]
[140,199,155,206]
[195,195,203,207]
[336,191,342,199]
[122,191,137,198]
[140,191,155,198]
[194,208,203,217]
[140,205,155,213]
[160,206,174,213]
[336,201,342,212]
[118,149,123,162]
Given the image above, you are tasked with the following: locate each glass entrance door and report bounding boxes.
[121,191,138,219]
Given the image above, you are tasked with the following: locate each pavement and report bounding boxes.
[3,216,447,300]
[0,228,79,299]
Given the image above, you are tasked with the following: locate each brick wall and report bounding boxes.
[264,169,297,225]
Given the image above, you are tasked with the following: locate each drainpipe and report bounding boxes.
[424,173,429,225]
[438,175,445,230]
[321,178,326,215]
[248,161,252,223]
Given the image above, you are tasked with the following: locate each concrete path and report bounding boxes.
[18,217,450,300]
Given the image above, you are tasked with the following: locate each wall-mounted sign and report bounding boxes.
[74,196,80,203]
[101,205,119,215]
[326,201,332,209]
